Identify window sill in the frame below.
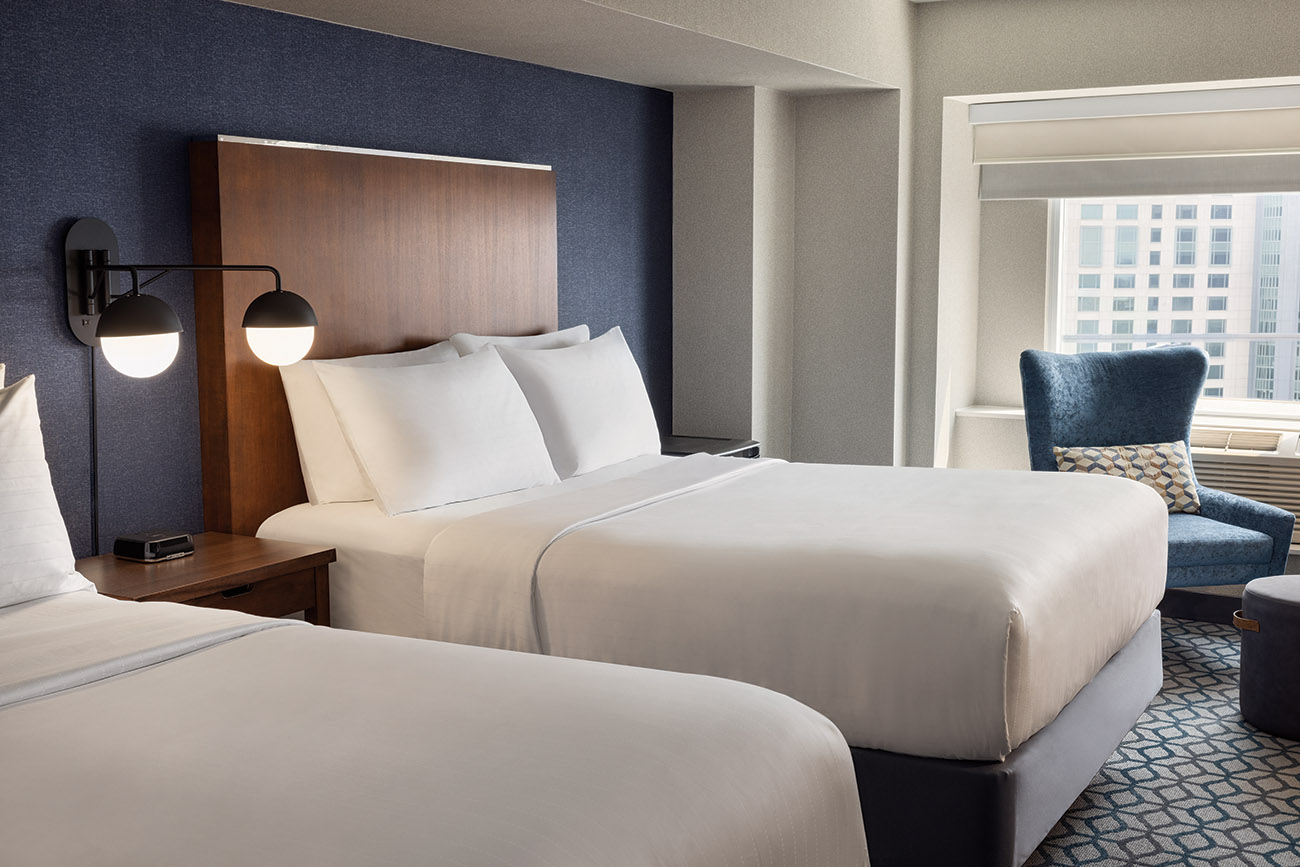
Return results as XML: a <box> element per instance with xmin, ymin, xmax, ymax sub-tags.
<box><xmin>956</xmin><ymin>403</ymin><xmax>1300</xmax><ymax>433</ymax></box>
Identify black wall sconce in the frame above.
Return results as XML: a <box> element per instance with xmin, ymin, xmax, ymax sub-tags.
<box><xmin>64</xmin><ymin>217</ymin><xmax>318</xmax><ymax>377</ymax></box>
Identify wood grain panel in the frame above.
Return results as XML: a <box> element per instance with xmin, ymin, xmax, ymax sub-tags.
<box><xmin>190</xmin><ymin>139</ymin><xmax>558</xmax><ymax>534</ymax></box>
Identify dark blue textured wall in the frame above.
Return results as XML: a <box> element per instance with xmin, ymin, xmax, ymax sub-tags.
<box><xmin>1</xmin><ymin>0</ymin><xmax>672</xmax><ymax>557</ymax></box>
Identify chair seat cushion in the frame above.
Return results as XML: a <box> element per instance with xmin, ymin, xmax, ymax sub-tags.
<box><xmin>1167</xmin><ymin>514</ymin><xmax>1273</xmax><ymax>567</ymax></box>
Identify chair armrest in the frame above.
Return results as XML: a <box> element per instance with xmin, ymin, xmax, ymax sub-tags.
<box><xmin>1197</xmin><ymin>486</ymin><xmax>1295</xmax><ymax>576</ymax></box>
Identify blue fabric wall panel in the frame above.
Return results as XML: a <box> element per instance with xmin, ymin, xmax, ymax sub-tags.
<box><xmin>1</xmin><ymin>0</ymin><xmax>672</xmax><ymax>557</ymax></box>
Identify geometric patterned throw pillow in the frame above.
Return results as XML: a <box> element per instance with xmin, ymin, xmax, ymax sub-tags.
<box><xmin>1053</xmin><ymin>440</ymin><xmax>1201</xmax><ymax>514</ymax></box>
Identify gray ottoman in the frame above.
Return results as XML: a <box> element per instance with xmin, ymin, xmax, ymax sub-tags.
<box><xmin>1235</xmin><ymin>575</ymin><xmax>1300</xmax><ymax>741</ymax></box>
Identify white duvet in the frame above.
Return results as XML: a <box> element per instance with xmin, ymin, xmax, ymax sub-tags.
<box><xmin>1</xmin><ymin>591</ymin><xmax>867</xmax><ymax>866</ymax></box>
<box><xmin>419</xmin><ymin>455</ymin><xmax>1169</xmax><ymax>761</ymax></box>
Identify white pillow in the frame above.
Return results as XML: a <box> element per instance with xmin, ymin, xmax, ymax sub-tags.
<box><xmin>280</xmin><ymin>342</ymin><xmax>459</xmax><ymax>504</ymax></box>
<box><xmin>0</xmin><ymin>376</ymin><xmax>94</xmax><ymax>608</ymax></box>
<box><xmin>448</xmin><ymin>324</ymin><xmax>590</xmax><ymax>356</ymax></box>
<box><xmin>0</xmin><ymin>362</ymin><xmax>6</xmax><ymax>385</ymax></box>
<box><xmin>496</xmin><ymin>327</ymin><xmax>660</xmax><ymax>479</ymax></box>
<box><xmin>316</xmin><ymin>348</ymin><xmax>558</xmax><ymax>515</ymax></box>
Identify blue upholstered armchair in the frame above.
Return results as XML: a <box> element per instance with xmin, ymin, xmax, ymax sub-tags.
<box><xmin>1020</xmin><ymin>346</ymin><xmax>1294</xmax><ymax>588</ymax></box>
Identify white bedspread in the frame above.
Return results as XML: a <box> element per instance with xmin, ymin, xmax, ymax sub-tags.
<box><xmin>1</xmin><ymin>592</ymin><xmax>867</xmax><ymax>866</ymax></box>
<box><xmin>424</xmin><ymin>455</ymin><xmax>1169</xmax><ymax>760</ymax></box>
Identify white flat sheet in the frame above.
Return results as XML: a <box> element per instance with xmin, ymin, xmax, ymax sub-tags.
<box><xmin>423</xmin><ymin>456</ymin><xmax>1169</xmax><ymax>761</ymax></box>
<box><xmin>1</xmin><ymin>592</ymin><xmax>867</xmax><ymax>866</ymax></box>
<box><xmin>259</xmin><ymin>455</ymin><xmax>676</xmax><ymax>637</ymax></box>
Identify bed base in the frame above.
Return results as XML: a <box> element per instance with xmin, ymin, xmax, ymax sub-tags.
<box><xmin>851</xmin><ymin>612</ymin><xmax>1163</xmax><ymax>867</ymax></box>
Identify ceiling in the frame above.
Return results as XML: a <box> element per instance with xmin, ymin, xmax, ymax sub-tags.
<box><xmin>227</xmin><ymin>0</ymin><xmax>883</xmax><ymax>92</ymax></box>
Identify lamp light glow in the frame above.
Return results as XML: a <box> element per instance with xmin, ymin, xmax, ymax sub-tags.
<box><xmin>100</xmin><ymin>333</ymin><xmax>181</xmax><ymax>378</ymax></box>
<box><xmin>246</xmin><ymin>325</ymin><xmax>316</xmax><ymax>366</ymax></box>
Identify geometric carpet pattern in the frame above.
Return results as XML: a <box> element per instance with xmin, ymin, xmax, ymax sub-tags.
<box><xmin>1027</xmin><ymin>618</ymin><xmax>1300</xmax><ymax>867</ymax></box>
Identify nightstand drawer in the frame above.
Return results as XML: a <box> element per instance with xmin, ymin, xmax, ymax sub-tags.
<box><xmin>187</xmin><ymin>568</ymin><xmax>317</xmax><ymax>619</ymax></box>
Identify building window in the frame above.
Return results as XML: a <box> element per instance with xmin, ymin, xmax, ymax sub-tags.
<box><xmin>1210</xmin><ymin>227</ymin><xmax>1232</xmax><ymax>266</ymax></box>
<box><xmin>1204</xmin><ymin>387</ymin><xmax>1224</xmax><ymax>397</ymax></box>
<box><xmin>1208</xmin><ymin>364</ymin><xmax>1224</xmax><ymax>379</ymax></box>
<box><xmin>1113</xmin><ymin>320</ymin><xmax>1134</xmax><ymax>335</ymax></box>
<box><xmin>1112</xmin><ymin>342</ymin><xmax>1133</xmax><ymax>351</ymax></box>
<box><xmin>1175</xmin><ymin>227</ymin><xmax>1197</xmax><ymax>265</ymax></box>
<box><xmin>1172</xmin><ymin>320</ymin><xmax>1192</xmax><ymax>334</ymax></box>
<box><xmin>1115</xmin><ymin>226</ymin><xmax>1138</xmax><ymax>266</ymax></box>
<box><xmin>1151</xmin><ymin>204</ymin><xmax>1163</xmax><ymax>219</ymax></box>
<box><xmin>1207</xmin><ymin>342</ymin><xmax>1225</xmax><ymax>357</ymax></box>
<box><xmin>1176</xmin><ymin>204</ymin><xmax>1197</xmax><ymax>220</ymax></box>
<box><xmin>1116</xmin><ymin>204</ymin><xmax>1138</xmax><ymax>220</ymax></box>
<box><xmin>1077</xmin><ymin>320</ymin><xmax>1099</xmax><ymax>335</ymax></box>
<box><xmin>1208</xmin><ymin>273</ymin><xmax>1229</xmax><ymax>289</ymax></box>
<box><xmin>1079</xmin><ymin>274</ymin><xmax>1101</xmax><ymax>289</ymax></box>
<box><xmin>1078</xmin><ymin>297</ymin><xmax>1100</xmax><ymax>312</ymax></box>
<box><xmin>1148</xmin><ymin>274</ymin><xmax>1160</xmax><ymax>289</ymax></box>
<box><xmin>1080</xmin><ymin>226</ymin><xmax>1103</xmax><ymax>267</ymax></box>
<box><xmin>1146</xmin><ymin>319</ymin><xmax>1159</xmax><ymax>334</ymax></box>
<box><xmin>1208</xmin><ymin>319</ymin><xmax>1227</xmax><ymax>333</ymax></box>
<box><xmin>1114</xmin><ymin>274</ymin><xmax>1136</xmax><ymax>290</ymax></box>
<box><xmin>1172</xmin><ymin>296</ymin><xmax>1194</xmax><ymax>311</ymax></box>
<box><xmin>1113</xmin><ymin>297</ymin><xmax>1135</xmax><ymax>312</ymax></box>
<box><xmin>1080</xmin><ymin>204</ymin><xmax>1103</xmax><ymax>220</ymax></box>
<box><xmin>1078</xmin><ymin>342</ymin><xmax>1098</xmax><ymax>353</ymax></box>
<box><xmin>1148</xmin><ymin>297</ymin><xmax>1160</xmax><ymax>311</ymax></box>
<box><xmin>1209</xmin><ymin>296</ymin><xmax>1228</xmax><ymax>311</ymax></box>
<box><xmin>1173</xmin><ymin>273</ymin><xmax>1195</xmax><ymax>289</ymax></box>
<box><xmin>1211</xmin><ymin>204</ymin><xmax>1232</xmax><ymax>219</ymax></box>
<box><xmin>1149</xmin><ymin>250</ymin><xmax>1161</xmax><ymax>266</ymax></box>
<box><xmin>1150</xmin><ymin>227</ymin><xmax>1162</xmax><ymax>244</ymax></box>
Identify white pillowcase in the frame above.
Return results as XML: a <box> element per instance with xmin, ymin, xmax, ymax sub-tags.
<box><xmin>496</xmin><ymin>327</ymin><xmax>660</xmax><ymax>479</ymax></box>
<box><xmin>280</xmin><ymin>342</ymin><xmax>460</xmax><ymax>504</ymax></box>
<box><xmin>0</xmin><ymin>376</ymin><xmax>94</xmax><ymax>608</ymax></box>
<box><xmin>448</xmin><ymin>324</ymin><xmax>590</xmax><ymax>357</ymax></box>
<box><xmin>316</xmin><ymin>348</ymin><xmax>558</xmax><ymax>516</ymax></box>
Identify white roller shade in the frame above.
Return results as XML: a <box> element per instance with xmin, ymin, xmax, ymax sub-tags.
<box><xmin>980</xmin><ymin>154</ymin><xmax>1300</xmax><ymax>200</ymax></box>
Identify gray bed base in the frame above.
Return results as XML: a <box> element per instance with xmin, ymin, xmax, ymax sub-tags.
<box><xmin>851</xmin><ymin>611</ymin><xmax>1163</xmax><ymax>867</ymax></box>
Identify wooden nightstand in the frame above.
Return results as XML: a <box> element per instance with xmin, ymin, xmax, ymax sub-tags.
<box><xmin>76</xmin><ymin>532</ymin><xmax>336</xmax><ymax>625</ymax></box>
<box><xmin>661</xmin><ymin>435</ymin><xmax>761</xmax><ymax>458</ymax></box>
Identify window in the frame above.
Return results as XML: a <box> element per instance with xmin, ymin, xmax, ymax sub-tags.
<box><xmin>1078</xmin><ymin>343</ymin><xmax>1098</xmax><ymax>353</ymax></box>
<box><xmin>1114</xmin><ymin>274</ymin><xmax>1136</xmax><ymax>289</ymax></box>
<box><xmin>1112</xmin><ymin>342</ymin><xmax>1132</xmax><ymax>351</ymax></box>
<box><xmin>1147</xmin><ymin>297</ymin><xmax>1160</xmax><ymax>311</ymax></box>
<box><xmin>1172</xmin><ymin>297</ymin><xmax>1194</xmax><ymax>311</ymax></box>
<box><xmin>1175</xmin><ymin>227</ymin><xmax>1197</xmax><ymax>265</ymax></box>
<box><xmin>1115</xmin><ymin>226</ymin><xmax>1138</xmax><ymax>266</ymax></box>
<box><xmin>1172</xmin><ymin>320</ymin><xmax>1192</xmax><ymax>334</ymax></box>
<box><xmin>1208</xmin><ymin>319</ymin><xmax>1227</xmax><ymax>333</ymax></box>
<box><xmin>1079</xmin><ymin>226</ymin><xmax>1103</xmax><ymax>267</ymax></box>
<box><xmin>1208</xmin><ymin>273</ymin><xmax>1229</xmax><ymax>289</ymax></box>
<box><xmin>1080</xmin><ymin>204</ymin><xmax>1103</xmax><ymax>220</ymax></box>
<box><xmin>1149</xmin><ymin>250</ymin><xmax>1161</xmax><ymax>266</ymax></box>
<box><xmin>1210</xmin><ymin>227</ymin><xmax>1232</xmax><ymax>265</ymax></box>
<box><xmin>1112</xmin><ymin>320</ymin><xmax>1134</xmax><ymax>335</ymax></box>
<box><xmin>1209</xmin><ymin>296</ymin><xmax>1228</xmax><ymax>311</ymax></box>
<box><xmin>1211</xmin><ymin>204</ymin><xmax>1232</xmax><ymax>219</ymax></box>
<box><xmin>1077</xmin><ymin>320</ymin><xmax>1099</xmax><ymax>335</ymax></box>
<box><xmin>1116</xmin><ymin>204</ymin><xmax>1138</xmax><ymax>220</ymax></box>
<box><xmin>1078</xmin><ymin>297</ymin><xmax>1100</xmax><ymax>312</ymax></box>
<box><xmin>1208</xmin><ymin>364</ymin><xmax>1224</xmax><ymax>380</ymax></box>
<box><xmin>1150</xmin><ymin>228</ymin><xmax>1162</xmax><ymax>243</ymax></box>
<box><xmin>1151</xmin><ymin>204</ymin><xmax>1163</xmax><ymax>219</ymax></box>
<box><xmin>1173</xmin><ymin>273</ymin><xmax>1195</xmax><ymax>289</ymax></box>
<box><xmin>1148</xmin><ymin>274</ymin><xmax>1160</xmax><ymax>289</ymax></box>
<box><xmin>1079</xmin><ymin>274</ymin><xmax>1101</xmax><ymax>289</ymax></box>
<box><xmin>1146</xmin><ymin>320</ymin><xmax>1159</xmax><ymax>334</ymax></box>
<box><xmin>1176</xmin><ymin>204</ymin><xmax>1197</xmax><ymax>219</ymax></box>
<box><xmin>1207</xmin><ymin>342</ymin><xmax>1225</xmax><ymax>357</ymax></box>
<box><xmin>1113</xmin><ymin>297</ymin><xmax>1135</xmax><ymax>312</ymax></box>
<box><xmin>1204</xmin><ymin>387</ymin><xmax>1224</xmax><ymax>397</ymax></box>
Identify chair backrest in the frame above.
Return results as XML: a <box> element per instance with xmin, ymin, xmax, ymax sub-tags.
<box><xmin>1019</xmin><ymin>346</ymin><xmax>1209</xmax><ymax>472</ymax></box>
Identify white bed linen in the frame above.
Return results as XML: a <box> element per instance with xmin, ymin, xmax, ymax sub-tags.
<box><xmin>259</xmin><ymin>455</ymin><xmax>675</xmax><ymax>637</ymax></box>
<box><xmin>420</xmin><ymin>455</ymin><xmax>1168</xmax><ymax>761</ymax></box>
<box><xmin>1</xmin><ymin>592</ymin><xmax>867</xmax><ymax>867</ymax></box>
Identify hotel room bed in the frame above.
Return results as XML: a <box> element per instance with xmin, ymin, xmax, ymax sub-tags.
<box><xmin>0</xmin><ymin>590</ymin><xmax>868</xmax><ymax>866</ymax></box>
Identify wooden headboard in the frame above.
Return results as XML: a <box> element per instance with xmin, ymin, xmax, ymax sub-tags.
<box><xmin>190</xmin><ymin>137</ymin><xmax>558</xmax><ymax>535</ymax></box>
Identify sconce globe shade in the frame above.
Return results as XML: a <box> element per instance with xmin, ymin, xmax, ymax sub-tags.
<box><xmin>100</xmin><ymin>333</ymin><xmax>181</xmax><ymax>378</ymax></box>
<box><xmin>241</xmin><ymin>289</ymin><xmax>318</xmax><ymax>366</ymax></box>
<box><xmin>94</xmin><ymin>291</ymin><xmax>184</xmax><ymax>378</ymax></box>
<box><xmin>245</xmin><ymin>325</ymin><xmax>315</xmax><ymax>366</ymax></box>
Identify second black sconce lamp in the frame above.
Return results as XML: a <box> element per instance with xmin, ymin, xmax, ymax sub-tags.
<box><xmin>64</xmin><ymin>217</ymin><xmax>318</xmax><ymax>376</ymax></box>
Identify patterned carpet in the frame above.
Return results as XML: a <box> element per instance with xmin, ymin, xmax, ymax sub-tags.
<box><xmin>1027</xmin><ymin>618</ymin><xmax>1300</xmax><ymax>866</ymax></box>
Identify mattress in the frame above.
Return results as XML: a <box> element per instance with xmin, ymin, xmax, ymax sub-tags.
<box><xmin>264</xmin><ymin>455</ymin><xmax>1168</xmax><ymax>760</ymax></box>
<box><xmin>0</xmin><ymin>591</ymin><xmax>867</xmax><ymax>866</ymax></box>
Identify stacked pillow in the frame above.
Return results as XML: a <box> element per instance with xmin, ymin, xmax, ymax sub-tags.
<box><xmin>294</xmin><ymin>325</ymin><xmax>662</xmax><ymax>515</ymax></box>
